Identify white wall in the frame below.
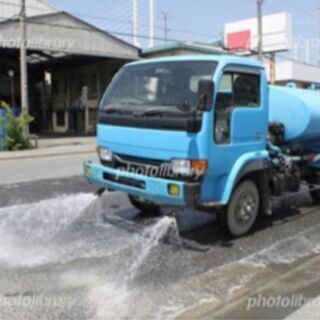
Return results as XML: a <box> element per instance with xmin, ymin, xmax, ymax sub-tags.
<box><xmin>264</xmin><ymin>60</ymin><xmax>320</xmax><ymax>84</ymax></box>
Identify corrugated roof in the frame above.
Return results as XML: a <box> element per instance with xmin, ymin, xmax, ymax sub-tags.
<box><xmin>0</xmin><ymin>11</ymin><xmax>140</xmax><ymax>60</ymax></box>
<box><xmin>0</xmin><ymin>0</ymin><xmax>57</xmax><ymax>21</ymax></box>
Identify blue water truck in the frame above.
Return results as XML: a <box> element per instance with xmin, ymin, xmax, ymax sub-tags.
<box><xmin>84</xmin><ymin>55</ymin><xmax>320</xmax><ymax>237</ymax></box>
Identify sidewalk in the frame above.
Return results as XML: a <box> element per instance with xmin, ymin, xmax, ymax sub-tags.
<box><xmin>0</xmin><ymin>137</ymin><xmax>96</xmax><ymax>161</ymax></box>
<box><xmin>175</xmin><ymin>254</ymin><xmax>320</xmax><ymax>319</ymax></box>
<box><xmin>286</xmin><ymin>295</ymin><xmax>320</xmax><ymax>319</ymax></box>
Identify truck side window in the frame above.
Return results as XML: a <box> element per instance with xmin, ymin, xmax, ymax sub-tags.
<box><xmin>215</xmin><ymin>71</ymin><xmax>260</xmax><ymax>144</ymax></box>
<box><xmin>233</xmin><ymin>74</ymin><xmax>260</xmax><ymax>107</ymax></box>
<box><xmin>216</xmin><ymin>73</ymin><xmax>233</xmax><ymax>110</ymax></box>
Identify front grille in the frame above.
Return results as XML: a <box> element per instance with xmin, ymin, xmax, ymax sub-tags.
<box><xmin>102</xmin><ymin>153</ymin><xmax>200</xmax><ymax>182</ymax></box>
<box><xmin>115</xmin><ymin>154</ymin><xmax>164</xmax><ymax>166</ymax></box>
<box><xmin>103</xmin><ymin>172</ymin><xmax>146</xmax><ymax>189</ymax></box>
<box><xmin>103</xmin><ymin>154</ymin><xmax>170</xmax><ymax>179</ymax></box>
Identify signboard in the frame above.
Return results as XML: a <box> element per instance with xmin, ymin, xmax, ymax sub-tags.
<box><xmin>227</xmin><ymin>30</ymin><xmax>251</xmax><ymax>53</ymax></box>
<box><xmin>224</xmin><ymin>12</ymin><xmax>292</xmax><ymax>54</ymax></box>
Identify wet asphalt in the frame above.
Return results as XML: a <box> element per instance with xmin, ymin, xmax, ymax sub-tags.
<box><xmin>0</xmin><ymin>176</ymin><xmax>320</xmax><ymax>319</ymax></box>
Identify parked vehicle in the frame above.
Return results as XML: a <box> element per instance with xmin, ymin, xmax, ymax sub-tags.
<box><xmin>84</xmin><ymin>55</ymin><xmax>320</xmax><ymax>237</ymax></box>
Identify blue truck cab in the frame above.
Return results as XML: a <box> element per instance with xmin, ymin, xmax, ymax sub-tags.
<box><xmin>85</xmin><ymin>54</ymin><xmax>320</xmax><ymax>237</ymax></box>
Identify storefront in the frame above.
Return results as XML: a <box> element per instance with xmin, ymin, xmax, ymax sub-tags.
<box><xmin>0</xmin><ymin>11</ymin><xmax>139</xmax><ymax>134</ymax></box>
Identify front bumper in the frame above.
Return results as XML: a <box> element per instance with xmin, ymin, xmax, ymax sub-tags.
<box><xmin>84</xmin><ymin>161</ymin><xmax>201</xmax><ymax>207</ymax></box>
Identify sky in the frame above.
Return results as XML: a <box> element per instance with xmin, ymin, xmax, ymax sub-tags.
<box><xmin>46</xmin><ymin>0</ymin><xmax>320</xmax><ymax>64</ymax></box>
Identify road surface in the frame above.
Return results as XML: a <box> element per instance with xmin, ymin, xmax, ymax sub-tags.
<box><xmin>1</xmin><ymin>173</ymin><xmax>320</xmax><ymax>319</ymax></box>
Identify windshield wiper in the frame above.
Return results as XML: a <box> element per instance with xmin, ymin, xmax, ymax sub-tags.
<box><xmin>101</xmin><ymin>106</ymin><xmax>125</xmax><ymax>115</ymax></box>
<box><xmin>136</xmin><ymin>106</ymin><xmax>186</xmax><ymax>117</ymax></box>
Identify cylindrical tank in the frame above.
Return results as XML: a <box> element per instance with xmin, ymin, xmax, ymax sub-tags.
<box><xmin>269</xmin><ymin>86</ymin><xmax>320</xmax><ymax>143</ymax></box>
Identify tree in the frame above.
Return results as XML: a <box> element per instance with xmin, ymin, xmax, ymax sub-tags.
<box><xmin>0</xmin><ymin>102</ymin><xmax>33</xmax><ymax>151</ymax></box>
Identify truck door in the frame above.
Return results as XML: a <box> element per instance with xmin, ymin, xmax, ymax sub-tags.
<box><xmin>207</xmin><ymin>65</ymin><xmax>267</xmax><ymax>201</ymax></box>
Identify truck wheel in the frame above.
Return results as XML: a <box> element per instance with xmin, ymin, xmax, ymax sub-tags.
<box><xmin>309</xmin><ymin>187</ymin><xmax>320</xmax><ymax>203</ymax></box>
<box><xmin>128</xmin><ymin>195</ymin><xmax>160</xmax><ymax>215</ymax></box>
<box><xmin>222</xmin><ymin>180</ymin><xmax>260</xmax><ymax>238</ymax></box>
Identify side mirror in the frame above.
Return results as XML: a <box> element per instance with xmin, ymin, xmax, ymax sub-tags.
<box><xmin>197</xmin><ymin>80</ymin><xmax>214</xmax><ymax>111</ymax></box>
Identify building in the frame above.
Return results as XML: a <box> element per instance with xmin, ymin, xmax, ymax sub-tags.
<box><xmin>0</xmin><ymin>1</ymin><xmax>139</xmax><ymax>134</ymax></box>
<box><xmin>264</xmin><ymin>59</ymin><xmax>320</xmax><ymax>88</ymax></box>
<box><xmin>142</xmin><ymin>40</ymin><xmax>227</xmax><ymax>58</ymax></box>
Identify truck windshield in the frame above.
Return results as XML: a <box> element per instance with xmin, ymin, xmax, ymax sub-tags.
<box><xmin>100</xmin><ymin>61</ymin><xmax>217</xmax><ymax>115</ymax></box>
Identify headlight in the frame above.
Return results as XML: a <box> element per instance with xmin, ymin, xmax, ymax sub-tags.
<box><xmin>171</xmin><ymin>159</ymin><xmax>192</xmax><ymax>176</ymax></box>
<box><xmin>171</xmin><ymin>159</ymin><xmax>208</xmax><ymax>177</ymax></box>
<box><xmin>99</xmin><ymin>147</ymin><xmax>113</xmax><ymax>162</ymax></box>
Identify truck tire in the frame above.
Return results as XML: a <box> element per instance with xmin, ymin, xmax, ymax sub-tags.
<box><xmin>128</xmin><ymin>195</ymin><xmax>160</xmax><ymax>215</ymax></box>
<box><xmin>221</xmin><ymin>180</ymin><xmax>260</xmax><ymax>238</ymax></box>
<box><xmin>310</xmin><ymin>187</ymin><xmax>320</xmax><ymax>203</ymax></box>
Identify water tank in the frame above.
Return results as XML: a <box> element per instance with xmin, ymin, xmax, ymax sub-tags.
<box><xmin>269</xmin><ymin>86</ymin><xmax>320</xmax><ymax>143</ymax></box>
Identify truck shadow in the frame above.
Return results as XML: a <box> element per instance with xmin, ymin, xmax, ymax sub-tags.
<box><xmin>181</xmin><ymin>195</ymin><xmax>320</xmax><ymax>247</ymax></box>
<box><xmin>101</xmin><ymin>193</ymin><xmax>320</xmax><ymax>250</ymax></box>
<box><xmin>103</xmin><ymin>206</ymin><xmax>230</xmax><ymax>249</ymax></box>
<box><xmin>256</xmin><ymin>199</ymin><xmax>320</xmax><ymax>233</ymax></box>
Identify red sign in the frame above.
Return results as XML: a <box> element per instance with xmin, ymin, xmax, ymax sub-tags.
<box><xmin>227</xmin><ymin>30</ymin><xmax>251</xmax><ymax>52</ymax></box>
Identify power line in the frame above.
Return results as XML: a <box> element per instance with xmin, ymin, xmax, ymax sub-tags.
<box><xmin>264</xmin><ymin>0</ymin><xmax>318</xmax><ymax>27</ymax></box>
<box><xmin>24</xmin><ymin>19</ymin><xmax>184</xmax><ymax>42</ymax></box>
<box><xmin>97</xmin><ymin>1</ymin><xmax>132</xmax><ymax>33</ymax></box>
<box><xmin>273</xmin><ymin>0</ymin><xmax>318</xmax><ymax>21</ymax></box>
<box><xmin>161</xmin><ymin>11</ymin><xmax>168</xmax><ymax>43</ymax></box>
<box><xmin>74</xmin><ymin>12</ymin><xmax>218</xmax><ymax>39</ymax></box>
<box><xmin>0</xmin><ymin>0</ymin><xmax>53</xmax><ymax>12</ymax></box>
<box><xmin>0</xmin><ymin>0</ymin><xmax>218</xmax><ymax>40</ymax></box>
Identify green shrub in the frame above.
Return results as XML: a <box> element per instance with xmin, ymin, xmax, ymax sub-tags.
<box><xmin>0</xmin><ymin>102</ymin><xmax>33</xmax><ymax>151</ymax></box>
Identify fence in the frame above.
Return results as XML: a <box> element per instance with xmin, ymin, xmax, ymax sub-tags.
<box><xmin>0</xmin><ymin>109</ymin><xmax>7</xmax><ymax>151</ymax></box>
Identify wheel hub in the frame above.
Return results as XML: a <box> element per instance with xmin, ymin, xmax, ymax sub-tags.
<box><xmin>238</xmin><ymin>195</ymin><xmax>255</xmax><ymax>222</ymax></box>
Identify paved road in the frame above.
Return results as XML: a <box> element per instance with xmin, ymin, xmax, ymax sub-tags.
<box><xmin>0</xmin><ymin>153</ymin><xmax>98</xmax><ymax>185</ymax></box>
<box><xmin>1</xmin><ymin>175</ymin><xmax>320</xmax><ymax>319</ymax></box>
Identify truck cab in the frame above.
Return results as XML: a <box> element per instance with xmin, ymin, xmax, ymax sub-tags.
<box><xmin>85</xmin><ymin>55</ymin><xmax>271</xmax><ymax>237</ymax></box>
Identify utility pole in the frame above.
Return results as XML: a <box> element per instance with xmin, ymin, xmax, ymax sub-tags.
<box><xmin>162</xmin><ymin>12</ymin><xmax>168</xmax><ymax>43</ymax></box>
<box><xmin>20</xmin><ymin>0</ymin><xmax>29</xmax><ymax>135</ymax></box>
<box><xmin>257</xmin><ymin>0</ymin><xmax>263</xmax><ymax>61</ymax></box>
<box><xmin>149</xmin><ymin>0</ymin><xmax>155</xmax><ymax>48</ymax></box>
<box><xmin>269</xmin><ymin>53</ymin><xmax>276</xmax><ymax>84</ymax></box>
<box><xmin>132</xmin><ymin>0</ymin><xmax>141</xmax><ymax>47</ymax></box>
<box><xmin>318</xmin><ymin>7</ymin><xmax>320</xmax><ymax>66</ymax></box>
